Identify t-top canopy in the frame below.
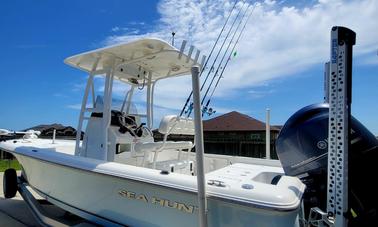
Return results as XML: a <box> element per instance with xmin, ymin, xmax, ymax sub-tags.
<box><xmin>64</xmin><ymin>38</ymin><xmax>201</xmax><ymax>84</ymax></box>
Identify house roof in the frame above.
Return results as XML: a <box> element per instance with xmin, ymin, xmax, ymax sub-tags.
<box><xmin>25</xmin><ymin>123</ymin><xmax>69</xmax><ymax>131</ymax></box>
<box><xmin>203</xmin><ymin>111</ymin><xmax>280</xmax><ymax>132</ymax></box>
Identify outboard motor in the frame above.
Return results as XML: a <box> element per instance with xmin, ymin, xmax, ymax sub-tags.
<box><xmin>276</xmin><ymin>103</ymin><xmax>378</xmax><ymax>226</ymax></box>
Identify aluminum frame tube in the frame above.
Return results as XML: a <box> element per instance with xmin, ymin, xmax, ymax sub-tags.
<box><xmin>191</xmin><ymin>66</ymin><xmax>208</xmax><ymax>227</ymax></box>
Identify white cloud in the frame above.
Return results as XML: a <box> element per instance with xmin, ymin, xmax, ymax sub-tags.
<box><xmin>129</xmin><ymin>21</ymin><xmax>146</xmax><ymax>26</ymax></box>
<box><xmin>66</xmin><ymin>104</ymin><xmax>82</xmax><ymax>110</ymax></box>
<box><xmin>247</xmin><ymin>89</ymin><xmax>275</xmax><ymax>99</ymax></box>
<box><xmin>264</xmin><ymin>0</ymin><xmax>276</xmax><ymax>6</ymax></box>
<box><xmin>103</xmin><ymin>0</ymin><xmax>378</xmax><ymax>115</ymax></box>
<box><xmin>111</xmin><ymin>26</ymin><xmax>120</xmax><ymax>32</ymax></box>
<box><xmin>357</xmin><ymin>52</ymin><xmax>378</xmax><ymax>65</ymax></box>
<box><xmin>97</xmin><ymin>80</ymin><xmax>130</xmax><ymax>97</ymax></box>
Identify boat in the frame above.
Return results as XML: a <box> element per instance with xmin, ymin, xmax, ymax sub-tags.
<box><xmin>0</xmin><ymin>38</ymin><xmax>305</xmax><ymax>226</ymax></box>
<box><xmin>1</xmin><ymin>27</ymin><xmax>377</xmax><ymax>227</ymax></box>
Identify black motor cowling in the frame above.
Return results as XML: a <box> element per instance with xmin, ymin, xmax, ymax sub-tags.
<box><xmin>276</xmin><ymin>103</ymin><xmax>378</xmax><ymax>226</ymax></box>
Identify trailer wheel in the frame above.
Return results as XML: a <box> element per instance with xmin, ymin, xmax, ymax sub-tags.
<box><xmin>3</xmin><ymin>168</ymin><xmax>18</xmax><ymax>198</ymax></box>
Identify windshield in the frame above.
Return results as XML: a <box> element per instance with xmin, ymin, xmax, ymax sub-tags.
<box><xmin>95</xmin><ymin>96</ymin><xmax>138</xmax><ymax>115</ymax></box>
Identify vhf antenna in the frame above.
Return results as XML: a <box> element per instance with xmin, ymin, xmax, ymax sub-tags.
<box><xmin>171</xmin><ymin>32</ymin><xmax>176</xmax><ymax>46</ymax></box>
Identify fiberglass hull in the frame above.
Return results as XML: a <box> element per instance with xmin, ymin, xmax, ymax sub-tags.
<box><xmin>14</xmin><ymin>153</ymin><xmax>301</xmax><ymax>227</ymax></box>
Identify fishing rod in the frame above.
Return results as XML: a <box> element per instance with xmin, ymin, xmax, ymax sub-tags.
<box><xmin>202</xmin><ymin>3</ymin><xmax>255</xmax><ymax>117</ymax></box>
<box><xmin>179</xmin><ymin>0</ymin><xmax>238</xmax><ymax>117</ymax></box>
<box><xmin>181</xmin><ymin>1</ymin><xmax>243</xmax><ymax>117</ymax></box>
<box><xmin>197</xmin><ymin>1</ymin><xmax>246</xmax><ymax>93</ymax></box>
<box><xmin>185</xmin><ymin>1</ymin><xmax>247</xmax><ymax>117</ymax></box>
<box><xmin>200</xmin><ymin>3</ymin><xmax>250</xmax><ymax>107</ymax></box>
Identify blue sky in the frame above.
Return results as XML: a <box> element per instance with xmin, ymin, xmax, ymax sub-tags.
<box><xmin>0</xmin><ymin>0</ymin><xmax>377</xmax><ymax>135</ymax></box>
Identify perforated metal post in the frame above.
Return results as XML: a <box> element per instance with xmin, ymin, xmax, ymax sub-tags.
<box><xmin>327</xmin><ymin>26</ymin><xmax>355</xmax><ymax>227</ymax></box>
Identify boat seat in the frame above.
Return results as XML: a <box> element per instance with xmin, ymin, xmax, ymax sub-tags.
<box><xmin>134</xmin><ymin>141</ymin><xmax>193</xmax><ymax>153</ymax></box>
<box><xmin>134</xmin><ymin>115</ymin><xmax>195</xmax><ymax>168</ymax></box>
<box><xmin>157</xmin><ymin>115</ymin><xmax>195</xmax><ymax>135</ymax></box>
<box><xmin>155</xmin><ymin>159</ymin><xmax>194</xmax><ymax>174</ymax></box>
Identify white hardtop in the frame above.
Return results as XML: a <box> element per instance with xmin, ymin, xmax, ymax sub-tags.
<box><xmin>64</xmin><ymin>38</ymin><xmax>200</xmax><ymax>83</ymax></box>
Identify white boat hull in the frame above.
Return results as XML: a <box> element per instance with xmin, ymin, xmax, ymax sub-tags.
<box><xmin>15</xmin><ymin>153</ymin><xmax>301</xmax><ymax>227</ymax></box>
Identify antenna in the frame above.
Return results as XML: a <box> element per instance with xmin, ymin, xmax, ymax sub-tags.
<box><xmin>171</xmin><ymin>32</ymin><xmax>176</xmax><ymax>46</ymax></box>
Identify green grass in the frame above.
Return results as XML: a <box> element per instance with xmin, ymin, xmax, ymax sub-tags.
<box><xmin>0</xmin><ymin>159</ymin><xmax>22</xmax><ymax>172</ymax></box>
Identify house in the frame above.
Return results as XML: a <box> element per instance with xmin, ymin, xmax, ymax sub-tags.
<box><xmin>26</xmin><ymin>124</ymin><xmax>82</xmax><ymax>139</ymax></box>
<box><xmin>154</xmin><ymin>111</ymin><xmax>281</xmax><ymax>159</ymax></box>
<box><xmin>203</xmin><ymin>111</ymin><xmax>280</xmax><ymax>159</ymax></box>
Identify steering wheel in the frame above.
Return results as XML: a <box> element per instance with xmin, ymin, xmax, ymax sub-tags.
<box><xmin>117</xmin><ymin>113</ymin><xmax>146</xmax><ymax>137</ymax></box>
<box><xmin>117</xmin><ymin>113</ymin><xmax>137</xmax><ymax>136</ymax></box>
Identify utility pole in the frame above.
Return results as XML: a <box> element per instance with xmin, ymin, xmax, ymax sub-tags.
<box><xmin>265</xmin><ymin>108</ymin><xmax>270</xmax><ymax>159</ymax></box>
